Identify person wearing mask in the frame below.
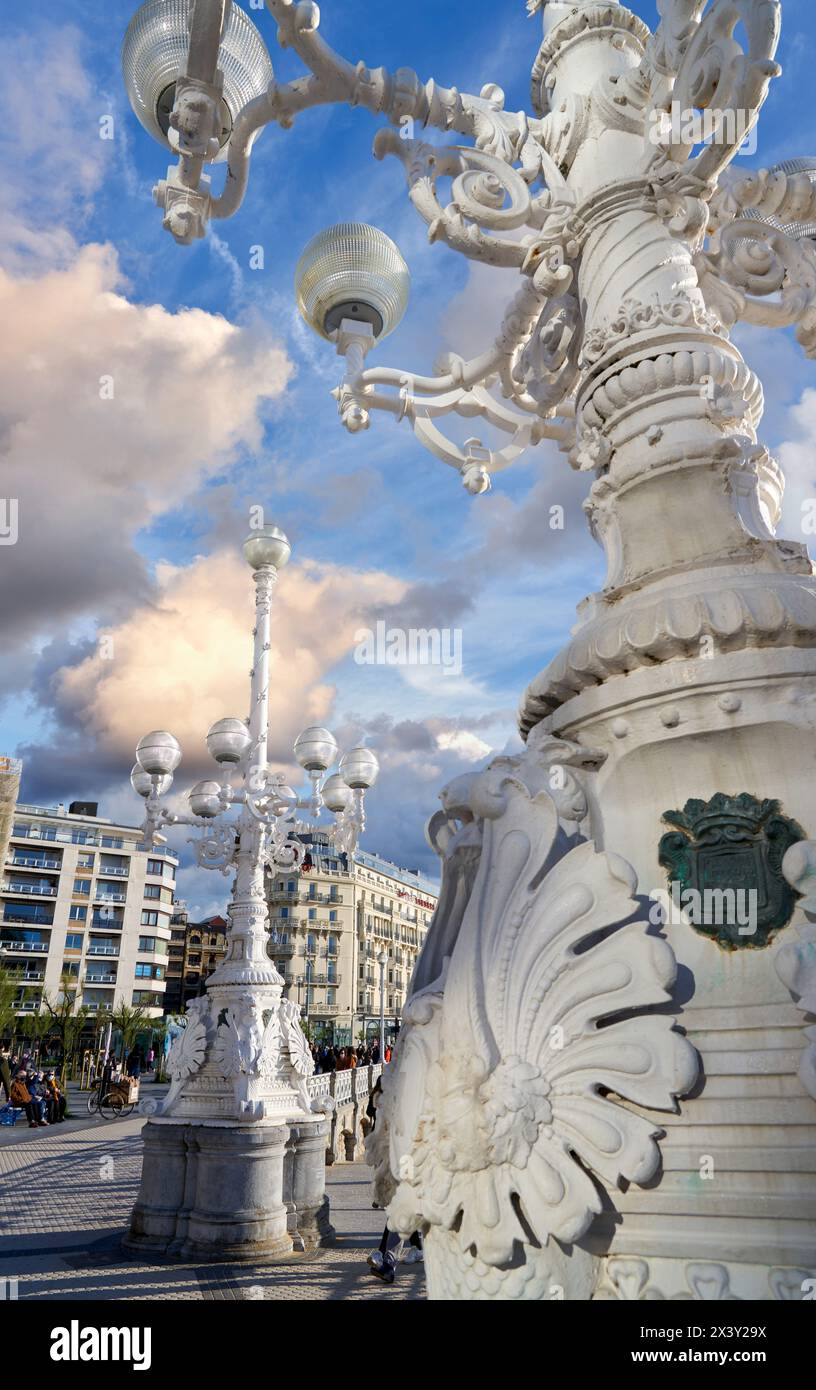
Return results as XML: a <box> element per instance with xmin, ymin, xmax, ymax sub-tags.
<box><xmin>28</xmin><ymin>1072</ymin><xmax>49</xmax><ymax>1125</ymax></box>
<box><xmin>10</xmin><ymin>1071</ymin><xmax>46</xmax><ymax>1128</ymax></box>
<box><xmin>335</xmin><ymin>1048</ymin><xmax>351</xmax><ymax>1071</ymax></box>
<box><xmin>46</xmin><ymin>1073</ymin><xmax>67</xmax><ymax>1123</ymax></box>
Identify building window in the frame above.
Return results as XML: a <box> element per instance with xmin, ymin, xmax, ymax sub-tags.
<box><xmin>328</xmin><ymin>911</ymin><xmax>337</xmax><ymax>923</ymax></box>
<box><xmin>307</xmin><ymin>934</ymin><xmax>316</xmax><ymax>955</ymax></box>
<box><xmin>138</xmin><ymin>936</ymin><xmax>167</xmax><ymax>954</ymax></box>
<box><xmin>144</xmin><ymin>883</ymin><xmax>161</xmax><ymax>900</ymax></box>
<box><xmin>146</xmin><ymin>859</ymin><xmax>164</xmax><ymax>876</ymax></box>
<box><xmin>77</xmin><ymin>854</ymin><xmax>94</xmax><ymax>870</ymax></box>
<box><xmin>69</xmin><ymin>905</ymin><xmax>87</xmax><ymax>922</ymax></box>
<box><xmin>280</xmin><ymin>907</ymin><xmax>289</xmax><ymax>919</ymax></box>
<box><xmin>287</xmin><ymin>880</ymin><xmax>295</xmax><ymax>892</ymax></box>
<box><xmin>327</xmin><ymin>989</ymin><xmax>336</xmax><ymax>1005</ymax></box>
<box><xmin>73</xmin><ymin>879</ymin><xmax>91</xmax><ymax>896</ymax></box>
<box><xmin>327</xmin><ymin>934</ymin><xmax>337</xmax><ymax>955</ymax></box>
<box><xmin>65</xmin><ymin>934</ymin><xmax>84</xmax><ymax>951</ymax></box>
<box><xmin>308</xmin><ymin>908</ymin><xmax>316</xmax><ymax>921</ymax></box>
<box><xmin>141</xmin><ymin>910</ymin><xmax>159</xmax><ymax>926</ymax></box>
<box><xmin>62</xmin><ymin>960</ymin><xmax>80</xmax><ymax>978</ymax></box>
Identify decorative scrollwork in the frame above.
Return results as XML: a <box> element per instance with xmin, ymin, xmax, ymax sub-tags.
<box><xmin>189</xmin><ymin>823</ymin><xmax>237</xmax><ymax>874</ymax></box>
<box><xmin>695</xmin><ymin>218</ymin><xmax>816</xmax><ymax>354</ymax></box>
<box><xmin>373</xmin><ymin>131</ymin><xmax>533</xmax><ymax>268</ymax></box>
<box><xmin>645</xmin><ymin>0</ymin><xmax>781</xmax><ymax>185</ymax></box>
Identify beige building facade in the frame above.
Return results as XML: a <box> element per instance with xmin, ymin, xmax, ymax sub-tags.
<box><xmin>0</xmin><ymin>756</ymin><xmax>21</xmax><ymax>879</ymax></box>
<box><xmin>267</xmin><ymin>834</ymin><xmax>439</xmax><ymax>1045</ymax></box>
<box><xmin>1</xmin><ymin>800</ymin><xmax>178</xmax><ymax>1020</ymax></box>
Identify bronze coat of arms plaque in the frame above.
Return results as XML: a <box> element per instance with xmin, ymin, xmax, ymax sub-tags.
<box><xmin>658</xmin><ymin>793</ymin><xmax>805</xmax><ymax>950</ymax></box>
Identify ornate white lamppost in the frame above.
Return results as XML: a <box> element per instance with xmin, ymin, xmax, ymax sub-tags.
<box><xmin>377</xmin><ymin>949</ymin><xmax>387</xmax><ymax>1057</ymax></box>
<box><xmin>123</xmin><ymin>0</ymin><xmax>816</xmax><ymax>1301</ymax></box>
<box><xmin>124</xmin><ymin>523</ymin><xmax>379</xmax><ymax>1261</ymax></box>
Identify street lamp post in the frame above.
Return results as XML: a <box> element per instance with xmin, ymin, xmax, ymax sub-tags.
<box><xmin>124</xmin><ymin>523</ymin><xmax>379</xmax><ymax>1262</ymax></box>
<box><xmin>122</xmin><ymin>0</ymin><xmax>816</xmax><ymax>1302</ymax></box>
<box><xmin>377</xmin><ymin>950</ymin><xmax>387</xmax><ymax>1059</ymax></box>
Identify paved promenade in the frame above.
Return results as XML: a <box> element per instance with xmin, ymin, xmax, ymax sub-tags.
<box><xmin>0</xmin><ymin>1113</ymin><xmax>425</xmax><ymax>1301</ymax></box>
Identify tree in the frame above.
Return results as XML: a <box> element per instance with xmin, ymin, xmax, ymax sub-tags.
<box><xmin>18</xmin><ymin>1006</ymin><xmax>50</xmax><ymax>1057</ymax></box>
<box><xmin>0</xmin><ymin>964</ymin><xmax>20</xmax><ymax>1044</ymax></box>
<box><xmin>110</xmin><ymin>1002</ymin><xmax>150</xmax><ymax>1061</ymax></box>
<box><xmin>41</xmin><ymin>973</ymin><xmax>89</xmax><ymax>1083</ymax></box>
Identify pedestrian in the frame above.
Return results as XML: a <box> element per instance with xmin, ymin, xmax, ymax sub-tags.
<box><xmin>0</xmin><ymin>1048</ymin><xmax>12</xmax><ymax>1103</ymax></box>
<box><xmin>335</xmin><ymin>1049</ymin><xmax>351</xmax><ymax>1071</ymax></box>
<box><xmin>46</xmin><ymin>1072</ymin><xmax>67</xmax><ymax>1123</ymax></box>
<box><xmin>365</xmin><ymin>1077</ymin><xmax>422</xmax><ymax>1281</ymax></box>
<box><xmin>146</xmin><ymin>1047</ymin><xmax>155</xmax><ymax>1072</ymax></box>
<box><xmin>127</xmin><ymin>1049</ymin><xmax>142</xmax><ymax>1078</ymax></box>
<box><xmin>371</xmin><ymin>1041</ymin><xmax>380</xmax><ymax>1065</ymax></box>
<box><xmin>28</xmin><ymin>1072</ymin><xmax>50</xmax><ymax>1125</ymax></box>
<box><xmin>98</xmin><ymin>1051</ymin><xmax>114</xmax><ymax>1101</ymax></box>
<box><xmin>384</xmin><ymin>1043</ymin><xmax>392</xmax><ymax>1064</ymax></box>
<box><xmin>10</xmin><ymin>1070</ymin><xmax>46</xmax><ymax>1128</ymax></box>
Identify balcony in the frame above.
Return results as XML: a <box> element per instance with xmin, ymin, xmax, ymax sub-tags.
<box><xmin>269</xmin><ymin>941</ymin><xmax>295</xmax><ymax>955</ymax></box>
<box><xmin>86</xmin><ymin>945</ymin><xmax>120</xmax><ymax>958</ymax></box>
<box><xmin>84</xmin><ymin>974</ymin><xmax>117</xmax><ymax>986</ymax></box>
<box><xmin>98</xmin><ymin>864</ymin><xmax>129</xmax><ymax>877</ymax></box>
<box><xmin>17</xmin><ymin>970</ymin><xmax>45</xmax><ymax>982</ymax></box>
<box><xmin>16</xmin><ymin>1000</ymin><xmax>41</xmax><ymax>1013</ymax></box>
<box><xmin>91</xmin><ymin>915</ymin><xmax>123</xmax><ymax>930</ymax></box>
<box><xmin>84</xmin><ymin>1002</ymin><xmax>113</xmax><ymax>1014</ymax></box>
<box><xmin>94</xmin><ymin>888</ymin><xmax>127</xmax><ymax>904</ymax></box>
<box><xmin>1</xmin><ymin>880</ymin><xmax>58</xmax><ymax>897</ymax></box>
<box><xmin>7</xmin><ymin>855</ymin><xmax>61</xmax><ymax>871</ymax></box>
<box><xmin>0</xmin><ymin>938</ymin><xmax>49</xmax><ymax>952</ymax></box>
<box><xmin>312</xmin><ymin>1003</ymin><xmax>341</xmax><ymax>1016</ymax></box>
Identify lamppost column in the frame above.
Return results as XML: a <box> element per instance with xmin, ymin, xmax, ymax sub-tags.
<box><xmin>378</xmin><ymin>950</ymin><xmax>386</xmax><ymax>1055</ymax></box>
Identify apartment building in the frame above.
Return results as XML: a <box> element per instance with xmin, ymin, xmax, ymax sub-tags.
<box><xmin>266</xmin><ymin>834</ymin><xmax>439</xmax><ymax>1045</ymax></box>
<box><xmin>0</xmin><ymin>800</ymin><xmax>178</xmax><ymax>1020</ymax></box>
<box><xmin>0</xmin><ymin>756</ymin><xmax>21</xmax><ymax>874</ymax></box>
<box><xmin>164</xmin><ymin>909</ymin><xmax>228</xmax><ymax>1013</ymax></box>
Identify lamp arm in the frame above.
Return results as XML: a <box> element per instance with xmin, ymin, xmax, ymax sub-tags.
<box><xmin>183</xmin><ymin>0</ymin><xmax>531</xmax><ymax>228</ymax></box>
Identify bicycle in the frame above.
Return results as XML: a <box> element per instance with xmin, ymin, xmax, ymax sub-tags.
<box><xmin>87</xmin><ymin>1088</ymin><xmax>136</xmax><ymax>1119</ymax></box>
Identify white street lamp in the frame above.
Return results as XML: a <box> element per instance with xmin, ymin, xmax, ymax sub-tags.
<box><xmin>125</xmin><ymin>521</ymin><xmax>378</xmax><ymax>1262</ymax></box>
<box><xmin>377</xmin><ymin>949</ymin><xmax>387</xmax><ymax>1060</ymax></box>
<box><xmin>122</xmin><ymin>0</ymin><xmax>816</xmax><ymax>1305</ymax></box>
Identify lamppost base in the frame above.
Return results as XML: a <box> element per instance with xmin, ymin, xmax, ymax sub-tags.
<box><xmin>124</xmin><ymin>1116</ymin><xmax>335</xmax><ymax>1263</ymax></box>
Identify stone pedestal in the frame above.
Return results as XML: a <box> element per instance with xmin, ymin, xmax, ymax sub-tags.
<box><xmin>124</xmin><ymin>1115</ymin><xmax>334</xmax><ymax>1263</ymax></box>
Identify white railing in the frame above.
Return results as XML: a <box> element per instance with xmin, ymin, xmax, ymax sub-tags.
<box><xmin>332</xmin><ymin>1070</ymin><xmax>354</xmax><ymax>1105</ymax></box>
<box><xmin>0</xmin><ymin>939</ymin><xmax>49</xmax><ymax>952</ymax></box>
<box><xmin>86</xmin><ymin>946</ymin><xmax>120</xmax><ymax>957</ymax></box>
<box><xmin>95</xmin><ymin>891</ymin><xmax>127</xmax><ymax>904</ymax></box>
<box><xmin>1</xmin><ymin>881</ymin><xmax>58</xmax><ymax>897</ymax></box>
<box><xmin>8</xmin><ymin>856</ymin><xmax>60</xmax><ymax>870</ymax></box>
<box><xmin>99</xmin><ymin>865</ymin><xmax>129</xmax><ymax>877</ymax></box>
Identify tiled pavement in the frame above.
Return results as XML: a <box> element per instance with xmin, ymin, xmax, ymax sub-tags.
<box><xmin>0</xmin><ymin>1115</ymin><xmax>425</xmax><ymax>1301</ymax></box>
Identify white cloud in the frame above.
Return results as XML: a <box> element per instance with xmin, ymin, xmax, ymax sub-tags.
<box><xmin>49</xmin><ymin>548</ymin><xmax>407</xmax><ymax>776</ymax></box>
<box><xmin>0</xmin><ymin>242</ymin><xmax>292</xmax><ymax>684</ymax></box>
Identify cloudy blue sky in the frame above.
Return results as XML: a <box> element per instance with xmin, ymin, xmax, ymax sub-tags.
<box><xmin>1</xmin><ymin>0</ymin><xmax>815</xmax><ymax>915</ymax></box>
